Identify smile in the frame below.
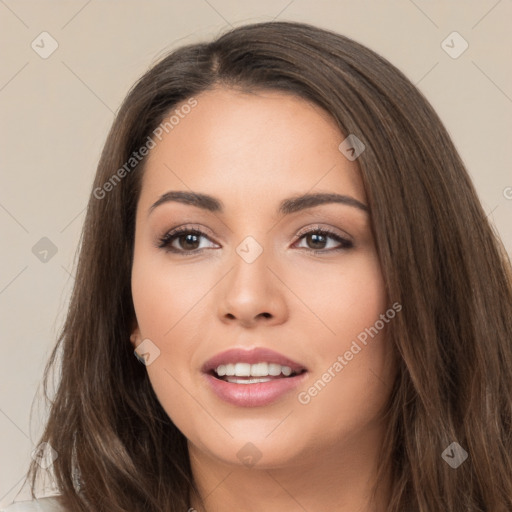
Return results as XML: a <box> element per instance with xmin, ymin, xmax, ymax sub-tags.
<box><xmin>201</xmin><ymin>347</ymin><xmax>309</xmax><ymax>407</ymax></box>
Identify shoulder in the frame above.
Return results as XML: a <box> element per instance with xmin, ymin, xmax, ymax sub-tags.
<box><xmin>1</xmin><ymin>497</ymin><xmax>65</xmax><ymax>512</ymax></box>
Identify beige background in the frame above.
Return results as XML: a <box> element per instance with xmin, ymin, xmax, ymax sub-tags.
<box><xmin>1</xmin><ymin>0</ymin><xmax>511</xmax><ymax>505</ymax></box>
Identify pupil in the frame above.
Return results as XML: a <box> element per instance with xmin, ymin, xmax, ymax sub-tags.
<box><xmin>309</xmin><ymin>233</ymin><xmax>326</xmax><ymax>249</ymax></box>
<box><xmin>181</xmin><ymin>234</ymin><xmax>199</xmax><ymax>250</ymax></box>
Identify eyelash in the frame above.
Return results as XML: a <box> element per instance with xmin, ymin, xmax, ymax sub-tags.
<box><xmin>156</xmin><ymin>225</ymin><xmax>354</xmax><ymax>257</ymax></box>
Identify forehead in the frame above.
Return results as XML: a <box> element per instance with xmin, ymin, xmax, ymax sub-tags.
<box><xmin>139</xmin><ymin>87</ymin><xmax>366</xmax><ymax>211</ymax></box>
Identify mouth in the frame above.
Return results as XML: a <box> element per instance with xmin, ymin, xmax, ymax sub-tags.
<box><xmin>207</xmin><ymin>363</ymin><xmax>307</xmax><ymax>384</ymax></box>
<box><xmin>201</xmin><ymin>347</ymin><xmax>309</xmax><ymax>407</ymax></box>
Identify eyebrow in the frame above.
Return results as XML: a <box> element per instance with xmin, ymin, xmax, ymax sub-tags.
<box><xmin>148</xmin><ymin>190</ymin><xmax>369</xmax><ymax>216</ymax></box>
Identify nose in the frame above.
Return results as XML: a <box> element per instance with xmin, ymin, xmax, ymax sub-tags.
<box><xmin>216</xmin><ymin>247</ymin><xmax>288</xmax><ymax>328</ymax></box>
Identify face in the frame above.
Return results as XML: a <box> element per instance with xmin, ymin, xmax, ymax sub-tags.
<box><xmin>130</xmin><ymin>87</ymin><xmax>396</xmax><ymax>470</ymax></box>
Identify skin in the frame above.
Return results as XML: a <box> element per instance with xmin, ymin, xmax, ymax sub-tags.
<box><xmin>130</xmin><ymin>87</ymin><xmax>396</xmax><ymax>511</ymax></box>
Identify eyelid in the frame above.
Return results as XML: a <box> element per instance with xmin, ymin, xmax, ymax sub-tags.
<box><xmin>162</xmin><ymin>223</ymin><xmax>216</xmax><ymax>239</ymax></box>
<box><xmin>154</xmin><ymin>224</ymin><xmax>214</xmax><ymax>252</ymax></box>
<box><xmin>294</xmin><ymin>223</ymin><xmax>352</xmax><ymax>243</ymax></box>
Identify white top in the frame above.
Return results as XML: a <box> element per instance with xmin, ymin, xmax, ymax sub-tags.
<box><xmin>0</xmin><ymin>497</ymin><xmax>64</xmax><ymax>512</ymax></box>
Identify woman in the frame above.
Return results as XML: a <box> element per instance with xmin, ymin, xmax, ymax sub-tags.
<box><xmin>4</xmin><ymin>20</ymin><xmax>511</xmax><ymax>512</ymax></box>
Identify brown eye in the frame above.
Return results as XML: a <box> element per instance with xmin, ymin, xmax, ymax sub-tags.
<box><xmin>295</xmin><ymin>228</ymin><xmax>353</xmax><ymax>253</ymax></box>
<box><xmin>156</xmin><ymin>226</ymin><xmax>353</xmax><ymax>256</ymax></box>
<box><xmin>157</xmin><ymin>227</ymin><xmax>217</xmax><ymax>255</ymax></box>
<box><xmin>304</xmin><ymin>232</ymin><xmax>328</xmax><ymax>250</ymax></box>
<box><xmin>175</xmin><ymin>232</ymin><xmax>201</xmax><ymax>251</ymax></box>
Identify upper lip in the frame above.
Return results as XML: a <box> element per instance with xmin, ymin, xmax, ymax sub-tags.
<box><xmin>202</xmin><ymin>347</ymin><xmax>308</xmax><ymax>374</ymax></box>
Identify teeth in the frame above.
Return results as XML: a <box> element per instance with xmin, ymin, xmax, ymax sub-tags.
<box><xmin>214</xmin><ymin>362</ymin><xmax>295</xmax><ymax>378</ymax></box>
<box><xmin>225</xmin><ymin>377</ymin><xmax>273</xmax><ymax>384</ymax></box>
<box><xmin>216</xmin><ymin>364</ymin><xmax>227</xmax><ymax>376</ymax></box>
<box><xmin>281</xmin><ymin>366</ymin><xmax>292</xmax><ymax>376</ymax></box>
<box><xmin>235</xmin><ymin>362</ymin><xmax>251</xmax><ymax>376</ymax></box>
<box><xmin>251</xmin><ymin>362</ymin><xmax>269</xmax><ymax>377</ymax></box>
<box><xmin>268</xmin><ymin>363</ymin><xmax>282</xmax><ymax>376</ymax></box>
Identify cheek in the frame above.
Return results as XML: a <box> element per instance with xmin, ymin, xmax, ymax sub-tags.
<box><xmin>131</xmin><ymin>254</ymin><xmax>208</xmax><ymax>429</ymax></box>
<box><xmin>131</xmin><ymin>250</ymin><xmax>213</xmax><ymax>339</ymax></box>
<box><xmin>328</xmin><ymin>252</ymin><xmax>391</xmax><ymax>380</ymax></box>
<box><xmin>293</xmin><ymin>252</ymin><xmax>392</xmax><ymax>425</ymax></box>
<box><xmin>130</xmin><ymin>242</ymin><xmax>225</xmax><ymax>377</ymax></box>
<box><xmin>338</xmin><ymin>255</ymin><xmax>388</xmax><ymax>338</ymax></box>
<box><xmin>291</xmin><ymin>249</ymin><xmax>388</xmax><ymax>341</ymax></box>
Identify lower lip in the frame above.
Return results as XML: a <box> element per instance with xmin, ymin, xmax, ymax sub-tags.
<box><xmin>203</xmin><ymin>372</ymin><xmax>309</xmax><ymax>407</ymax></box>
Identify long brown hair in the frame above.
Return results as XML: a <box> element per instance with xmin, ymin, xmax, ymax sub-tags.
<box><xmin>24</xmin><ymin>21</ymin><xmax>512</xmax><ymax>511</ymax></box>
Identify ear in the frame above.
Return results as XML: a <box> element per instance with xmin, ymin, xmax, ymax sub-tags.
<box><xmin>130</xmin><ymin>319</ymin><xmax>142</xmax><ymax>349</ymax></box>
